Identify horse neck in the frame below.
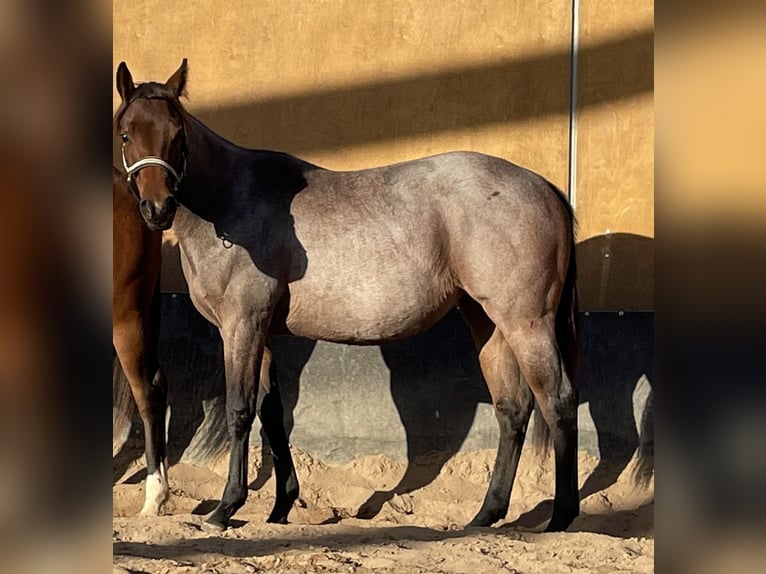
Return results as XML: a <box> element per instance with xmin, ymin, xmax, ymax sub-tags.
<box><xmin>172</xmin><ymin>112</ymin><xmax>243</xmax><ymax>238</ymax></box>
<box><xmin>183</xmin><ymin>112</ymin><xmax>243</xmax><ymax>196</ymax></box>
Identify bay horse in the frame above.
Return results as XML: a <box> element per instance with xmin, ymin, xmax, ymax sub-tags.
<box><xmin>114</xmin><ymin>59</ymin><xmax>580</xmax><ymax>532</ymax></box>
<box><xmin>113</xmin><ymin>165</ymin><xmax>168</xmax><ymax>515</ymax></box>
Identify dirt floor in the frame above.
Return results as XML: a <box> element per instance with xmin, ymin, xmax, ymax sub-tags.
<box><xmin>113</xmin><ymin>446</ymin><xmax>654</xmax><ymax>573</ymax></box>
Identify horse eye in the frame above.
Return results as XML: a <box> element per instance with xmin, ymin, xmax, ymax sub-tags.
<box><xmin>120</xmin><ymin>133</ymin><xmax>129</xmax><ymax>143</ymax></box>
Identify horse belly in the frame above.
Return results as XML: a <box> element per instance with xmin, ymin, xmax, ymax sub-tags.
<box><xmin>284</xmin><ymin>266</ymin><xmax>459</xmax><ymax>344</ymax></box>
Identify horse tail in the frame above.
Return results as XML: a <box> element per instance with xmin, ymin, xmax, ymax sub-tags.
<box><xmin>531</xmin><ymin>183</ymin><xmax>579</xmax><ymax>454</ymax></box>
<box><xmin>631</xmin><ymin>387</ymin><xmax>654</xmax><ymax>487</ymax></box>
<box><xmin>112</xmin><ymin>347</ymin><xmax>136</xmax><ymax>450</ymax></box>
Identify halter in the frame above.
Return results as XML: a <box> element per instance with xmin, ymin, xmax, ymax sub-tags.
<box><xmin>121</xmin><ymin>127</ymin><xmax>188</xmax><ymax>193</ymax></box>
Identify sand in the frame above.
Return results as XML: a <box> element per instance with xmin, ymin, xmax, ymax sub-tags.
<box><xmin>113</xmin><ymin>446</ymin><xmax>653</xmax><ymax>573</ymax></box>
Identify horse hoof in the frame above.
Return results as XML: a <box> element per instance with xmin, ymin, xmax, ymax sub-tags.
<box><xmin>466</xmin><ymin>509</ymin><xmax>503</xmax><ymax>528</ymax></box>
<box><xmin>204</xmin><ymin>507</ymin><xmax>230</xmax><ymax>532</ymax></box>
<box><xmin>544</xmin><ymin>514</ymin><xmax>576</xmax><ymax>532</ymax></box>
<box><xmin>544</xmin><ymin>506</ymin><xmax>578</xmax><ymax>532</ymax></box>
<box><xmin>202</xmin><ymin>518</ymin><xmax>227</xmax><ymax>532</ymax></box>
<box><xmin>266</xmin><ymin>512</ymin><xmax>289</xmax><ymax>524</ymax></box>
<box><xmin>138</xmin><ymin>505</ymin><xmax>160</xmax><ymax>517</ymax></box>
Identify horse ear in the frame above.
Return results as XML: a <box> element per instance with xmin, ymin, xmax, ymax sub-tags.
<box><xmin>166</xmin><ymin>58</ymin><xmax>188</xmax><ymax>98</ymax></box>
<box><xmin>116</xmin><ymin>62</ymin><xmax>135</xmax><ymax>102</ymax></box>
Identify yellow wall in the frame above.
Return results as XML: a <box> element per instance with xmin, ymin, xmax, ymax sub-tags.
<box><xmin>575</xmin><ymin>0</ymin><xmax>654</xmax><ymax>310</ymax></box>
<box><xmin>114</xmin><ymin>0</ymin><xmax>571</xmax><ymax>175</ymax></box>
<box><xmin>576</xmin><ymin>0</ymin><xmax>653</xmax><ymax>239</ymax></box>
<box><xmin>114</xmin><ymin>1</ymin><xmax>654</xmax><ymax>310</ymax></box>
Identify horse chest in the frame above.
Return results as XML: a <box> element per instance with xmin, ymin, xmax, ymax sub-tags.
<box><xmin>178</xmin><ymin>242</ymin><xmax>231</xmax><ymax>326</ymax></box>
<box><xmin>179</xmin><ymin>240</ymin><xmax>281</xmax><ymax>328</ymax></box>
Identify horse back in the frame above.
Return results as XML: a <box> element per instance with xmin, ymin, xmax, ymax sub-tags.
<box><xmin>277</xmin><ymin>151</ymin><xmax>570</xmax><ymax>343</ymax></box>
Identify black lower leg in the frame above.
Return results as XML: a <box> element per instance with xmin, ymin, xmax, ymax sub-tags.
<box><xmin>258</xmin><ymin>379</ymin><xmax>298</xmax><ymax>524</ymax></box>
<box><xmin>206</xmin><ymin>406</ymin><xmax>254</xmax><ymax>530</ymax></box>
<box><xmin>545</xmin><ymin>392</ymin><xmax>580</xmax><ymax>532</ymax></box>
<box><xmin>469</xmin><ymin>394</ymin><xmax>532</xmax><ymax>527</ymax></box>
<box><xmin>147</xmin><ymin>369</ymin><xmax>168</xmax><ymax>470</ymax></box>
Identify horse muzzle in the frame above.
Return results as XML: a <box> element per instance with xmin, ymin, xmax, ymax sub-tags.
<box><xmin>139</xmin><ymin>196</ymin><xmax>178</xmax><ymax>231</ymax></box>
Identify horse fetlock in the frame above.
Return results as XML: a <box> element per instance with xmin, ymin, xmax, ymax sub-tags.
<box><xmin>139</xmin><ymin>469</ymin><xmax>169</xmax><ymax>516</ymax></box>
<box><xmin>225</xmin><ymin>488</ymin><xmax>249</xmax><ymax>511</ymax></box>
<box><xmin>285</xmin><ymin>472</ymin><xmax>300</xmax><ymax>498</ymax></box>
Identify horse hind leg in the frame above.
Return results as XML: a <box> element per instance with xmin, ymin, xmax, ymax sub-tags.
<box><xmin>459</xmin><ymin>297</ymin><xmax>533</xmax><ymax>527</ymax></box>
<box><xmin>257</xmin><ymin>345</ymin><xmax>299</xmax><ymax>523</ymax></box>
<box><xmin>113</xmin><ymin>318</ymin><xmax>169</xmax><ymax>516</ymax></box>
<box><xmin>501</xmin><ymin>313</ymin><xmax>579</xmax><ymax>532</ymax></box>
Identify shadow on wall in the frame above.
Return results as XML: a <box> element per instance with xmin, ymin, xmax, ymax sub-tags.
<box><xmin>574</xmin><ymin>233</ymin><xmax>654</xmax><ymax>497</ymax></box>
<box><xmin>509</xmin><ymin>233</ymin><xmax>653</xmax><ymax>528</ymax></box>
<box><xmin>190</xmin><ymin>29</ymin><xmax>652</xmax><ymax>156</ymax></box>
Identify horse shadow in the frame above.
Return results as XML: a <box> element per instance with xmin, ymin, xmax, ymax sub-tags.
<box><xmin>572</xmin><ymin>232</ymin><xmax>654</xmax><ymax>499</ymax></box>
<box><xmin>353</xmin><ymin>308</ymin><xmax>654</xmax><ymax>521</ymax></box>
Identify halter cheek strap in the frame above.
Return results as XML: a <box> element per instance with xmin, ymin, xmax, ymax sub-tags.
<box><xmin>121</xmin><ymin>136</ymin><xmax>186</xmax><ymax>192</ymax></box>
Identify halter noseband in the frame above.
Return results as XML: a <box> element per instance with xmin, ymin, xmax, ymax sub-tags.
<box><xmin>121</xmin><ymin>127</ymin><xmax>187</xmax><ymax>193</ymax></box>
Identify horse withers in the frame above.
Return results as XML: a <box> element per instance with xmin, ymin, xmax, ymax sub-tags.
<box><xmin>114</xmin><ymin>59</ymin><xmax>580</xmax><ymax>532</ymax></box>
<box><xmin>113</xmin><ymin>165</ymin><xmax>169</xmax><ymax>515</ymax></box>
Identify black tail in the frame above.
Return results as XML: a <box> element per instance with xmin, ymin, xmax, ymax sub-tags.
<box><xmin>531</xmin><ymin>184</ymin><xmax>579</xmax><ymax>454</ymax></box>
<box><xmin>112</xmin><ymin>348</ymin><xmax>136</xmax><ymax>449</ymax></box>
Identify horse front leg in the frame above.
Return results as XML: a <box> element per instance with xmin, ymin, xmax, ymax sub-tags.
<box><xmin>113</xmin><ymin>315</ymin><xmax>169</xmax><ymax>516</ymax></box>
<box><xmin>205</xmin><ymin>319</ymin><xmax>266</xmax><ymax>531</ymax></box>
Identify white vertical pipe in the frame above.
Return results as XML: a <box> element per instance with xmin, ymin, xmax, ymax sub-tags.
<box><xmin>568</xmin><ymin>0</ymin><xmax>580</xmax><ymax>210</ymax></box>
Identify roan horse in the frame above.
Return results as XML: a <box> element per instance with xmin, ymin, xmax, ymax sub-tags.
<box><xmin>113</xmin><ymin>165</ymin><xmax>169</xmax><ymax>515</ymax></box>
<box><xmin>114</xmin><ymin>59</ymin><xmax>580</xmax><ymax>532</ymax></box>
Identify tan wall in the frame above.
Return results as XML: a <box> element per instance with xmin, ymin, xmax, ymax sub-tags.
<box><xmin>114</xmin><ymin>0</ymin><xmax>571</xmax><ymax>175</ymax></box>
<box><xmin>575</xmin><ymin>0</ymin><xmax>654</xmax><ymax>310</ymax></box>
<box><xmin>114</xmin><ymin>1</ymin><xmax>654</xmax><ymax>310</ymax></box>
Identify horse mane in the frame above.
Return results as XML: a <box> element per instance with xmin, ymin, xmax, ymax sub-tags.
<box><xmin>113</xmin><ymin>82</ymin><xmax>187</xmax><ymax>132</ymax></box>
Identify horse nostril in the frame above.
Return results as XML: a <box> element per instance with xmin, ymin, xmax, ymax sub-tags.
<box><xmin>139</xmin><ymin>198</ymin><xmax>154</xmax><ymax>218</ymax></box>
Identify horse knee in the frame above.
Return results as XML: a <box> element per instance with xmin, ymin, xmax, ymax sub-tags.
<box><xmin>135</xmin><ymin>372</ymin><xmax>166</xmax><ymax>421</ymax></box>
<box><xmin>227</xmin><ymin>405</ymin><xmax>255</xmax><ymax>437</ymax></box>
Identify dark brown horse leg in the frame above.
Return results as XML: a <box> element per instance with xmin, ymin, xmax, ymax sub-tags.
<box><xmin>113</xmin><ymin>317</ymin><xmax>168</xmax><ymax>515</ymax></box>
<box><xmin>504</xmin><ymin>315</ymin><xmax>579</xmax><ymax>532</ymax></box>
<box><xmin>469</xmin><ymin>329</ymin><xmax>533</xmax><ymax>527</ymax></box>
<box><xmin>205</xmin><ymin>328</ymin><xmax>263</xmax><ymax>531</ymax></box>
<box><xmin>257</xmin><ymin>345</ymin><xmax>299</xmax><ymax>524</ymax></box>
<box><xmin>459</xmin><ymin>296</ymin><xmax>532</xmax><ymax>527</ymax></box>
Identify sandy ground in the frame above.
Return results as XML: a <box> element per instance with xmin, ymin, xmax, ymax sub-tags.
<box><xmin>113</xmin><ymin>446</ymin><xmax>653</xmax><ymax>573</ymax></box>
